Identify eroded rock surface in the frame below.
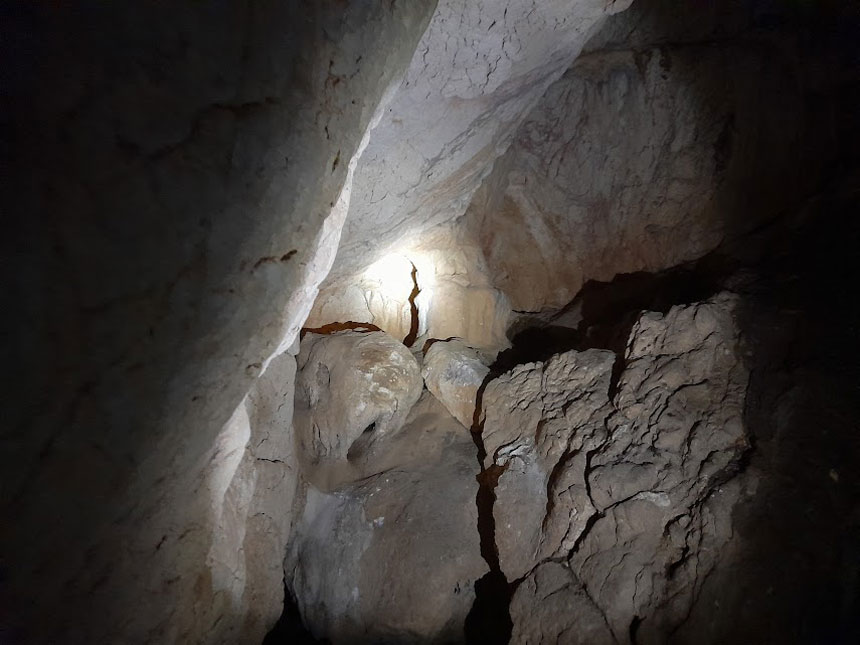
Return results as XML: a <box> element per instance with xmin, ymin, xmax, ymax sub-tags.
<box><xmin>422</xmin><ymin>338</ymin><xmax>492</xmax><ymax>428</ymax></box>
<box><xmin>294</xmin><ymin>331</ymin><xmax>423</xmax><ymax>491</ymax></box>
<box><xmin>287</xmin><ymin>394</ymin><xmax>485</xmax><ymax>644</ymax></box>
<box><xmin>465</xmin><ymin>0</ymin><xmax>850</xmax><ymax>313</ymax></box>
<box><xmin>481</xmin><ymin>348</ymin><xmax>616</xmax><ymax>582</ymax></box>
<box><xmin>2</xmin><ymin>3</ymin><xmax>437</xmax><ymax>642</ymax></box>
<box><xmin>481</xmin><ymin>294</ymin><xmax>750</xmax><ymax>643</ymax></box>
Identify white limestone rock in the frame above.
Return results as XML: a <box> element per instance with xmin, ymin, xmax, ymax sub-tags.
<box><xmin>294</xmin><ymin>331</ymin><xmax>423</xmax><ymax>491</ymax></box>
<box><xmin>465</xmin><ymin>0</ymin><xmax>818</xmax><ymax>313</ymax></box>
<box><xmin>509</xmin><ymin>562</ymin><xmax>615</xmax><ymax>645</ymax></box>
<box><xmin>422</xmin><ymin>338</ymin><xmax>492</xmax><ymax>429</ymax></box>
<box><xmin>480</xmin><ymin>348</ymin><xmax>616</xmax><ymax>582</ymax></box>
<box><xmin>287</xmin><ymin>394</ymin><xmax>486</xmax><ymax>644</ymax></box>
<box><xmin>2</xmin><ymin>4</ymin><xmax>436</xmax><ymax>641</ymax></box>
<box><xmin>500</xmin><ymin>294</ymin><xmax>750</xmax><ymax>643</ymax></box>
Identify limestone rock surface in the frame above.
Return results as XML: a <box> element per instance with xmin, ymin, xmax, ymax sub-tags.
<box><xmin>509</xmin><ymin>562</ymin><xmax>614</xmax><ymax>645</ymax></box>
<box><xmin>481</xmin><ymin>294</ymin><xmax>750</xmax><ymax>642</ymax></box>
<box><xmin>287</xmin><ymin>394</ymin><xmax>486</xmax><ymax>644</ymax></box>
<box><xmin>481</xmin><ymin>348</ymin><xmax>616</xmax><ymax>582</ymax></box>
<box><xmin>422</xmin><ymin>338</ymin><xmax>491</xmax><ymax>428</ymax></box>
<box><xmin>294</xmin><ymin>331</ymin><xmax>423</xmax><ymax>491</ymax></box>
<box><xmin>465</xmin><ymin>0</ymin><xmax>846</xmax><ymax>313</ymax></box>
<box><xmin>2</xmin><ymin>3</ymin><xmax>438</xmax><ymax>642</ymax></box>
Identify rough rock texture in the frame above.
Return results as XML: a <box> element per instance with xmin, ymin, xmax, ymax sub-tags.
<box><xmin>422</xmin><ymin>338</ymin><xmax>491</xmax><ymax>428</ymax></box>
<box><xmin>327</xmin><ymin>0</ymin><xmax>635</xmax><ymax>281</ymax></box>
<box><xmin>287</xmin><ymin>394</ymin><xmax>485</xmax><ymax>643</ymax></box>
<box><xmin>570</xmin><ymin>293</ymin><xmax>749</xmax><ymax>643</ymax></box>
<box><xmin>307</xmin><ymin>217</ymin><xmax>513</xmax><ymax>351</ymax></box>
<box><xmin>481</xmin><ymin>348</ymin><xmax>615</xmax><ymax>581</ymax></box>
<box><xmin>509</xmin><ymin>562</ymin><xmax>615</xmax><ymax>645</ymax></box>
<box><xmin>465</xmin><ymin>0</ymin><xmax>853</xmax><ymax>312</ymax></box>
<box><xmin>307</xmin><ymin>0</ymin><xmax>635</xmax><ymax>344</ymax></box>
<box><xmin>203</xmin><ymin>349</ymin><xmax>301</xmax><ymax>643</ymax></box>
<box><xmin>1</xmin><ymin>3</ymin><xmax>436</xmax><ymax>642</ymax></box>
<box><xmin>482</xmin><ymin>294</ymin><xmax>750</xmax><ymax>643</ymax></box>
<box><xmin>294</xmin><ymin>331</ymin><xmax>423</xmax><ymax>491</ymax></box>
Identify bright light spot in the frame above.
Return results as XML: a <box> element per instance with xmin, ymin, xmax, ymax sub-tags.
<box><xmin>363</xmin><ymin>253</ymin><xmax>416</xmax><ymax>298</ymax></box>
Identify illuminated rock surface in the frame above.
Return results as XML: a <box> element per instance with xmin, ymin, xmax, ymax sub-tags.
<box><xmin>3</xmin><ymin>0</ymin><xmax>859</xmax><ymax>643</ymax></box>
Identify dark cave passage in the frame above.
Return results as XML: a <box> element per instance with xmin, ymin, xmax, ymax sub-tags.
<box><xmin>3</xmin><ymin>0</ymin><xmax>859</xmax><ymax>643</ymax></box>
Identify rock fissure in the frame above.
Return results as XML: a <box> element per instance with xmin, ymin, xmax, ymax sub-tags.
<box><xmin>465</xmin><ymin>375</ymin><xmax>514</xmax><ymax>644</ymax></box>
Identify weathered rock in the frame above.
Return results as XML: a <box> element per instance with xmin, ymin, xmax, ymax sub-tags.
<box><xmin>202</xmin><ymin>350</ymin><xmax>301</xmax><ymax>643</ymax></box>
<box><xmin>325</xmin><ymin>0</ymin><xmax>636</xmax><ymax>284</ymax></box>
<box><xmin>464</xmin><ymin>0</ymin><xmax>845</xmax><ymax>313</ymax></box>
<box><xmin>422</xmin><ymin>338</ymin><xmax>491</xmax><ymax>428</ymax></box>
<box><xmin>287</xmin><ymin>394</ymin><xmax>486</xmax><ymax>643</ymax></box>
<box><xmin>306</xmin><ymin>0</ymin><xmax>635</xmax><ymax>347</ymax></box>
<box><xmin>509</xmin><ymin>562</ymin><xmax>614</xmax><ymax>645</ymax></box>
<box><xmin>294</xmin><ymin>331</ymin><xmax>423</xmax><ymax>491</ymax></box>
<box><xmin>500</xmin><ymin>294</ymin><xmax>750</xmax><ymax>643</ymax></box>
<box><xmin>306</xmin><ymin>220</ymin><xmax>513</xmax><ymax>351</ymax></box>
<box><xmin>480</xmin><ymin>348</ymin><xmax>616</xmax><ymax>582</ymax></box>
<box><xmin>571</xmin><ymin>294</ymin><xmax>749</xmax><ymax>643</ymax></box>
<box><xmin>2</xmin><ymin>3</ymin><xmax>438</xmax><ymax>642</ymax></box>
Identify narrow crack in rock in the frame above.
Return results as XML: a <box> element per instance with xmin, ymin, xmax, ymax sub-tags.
<box><xmin>465</xmin><ymin>373</ymin><xmax>513</xmax><ymax>644</ymax></box>
<box><xmin>403</xmin><ymin>261</ymin><xmax>421</xmax><ymax>347</ymax></box>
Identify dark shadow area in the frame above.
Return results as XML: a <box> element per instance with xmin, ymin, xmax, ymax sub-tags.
<box><xmin>465</xmin><ymin>375</ymin><xmax>513</xmax><ymax>644</ymax></box>
<box><xmin>263</xmin><ymin>582</ymin><xmax>327</xmax><ymax>645</ymax></box>
<box><xmin>673</xmin><ymin>178</ymin><xmax>860</xmax><ymax>643</ymax></box>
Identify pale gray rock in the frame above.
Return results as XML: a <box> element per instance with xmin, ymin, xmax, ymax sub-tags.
<box><xmin>570</xmin><ymin>294</ymin><xmax>749</xmax><ymax>643</ymax></box>
<box><xmin>314</xmin><ymin>0</ymin><xmax>635</xmax><ymax>315</ymax></box>
<box><xmin>294</xmin><ymin>331</ymin><xmax>423</xmax><ymax>491</ymax></box>
<box><xmin>480</xmin><ymin>348</ymin><xmax>616</xmax><ymax>582</ymax></box>
<box><xmin>2</xmin><ymin>5</ymin><xmax>436</xmax><ymax>640</ymax></box>
<box><xmin>422</xmin><ymin>338</ymin><xmax>491</xmax><ymax>428</ymax></box>
<box><xmin>287</xmin><ymin>394</ymin><xmax>486</xmax><ymax>644</ymax></box>
<box><xmin>464</xmin><ymin>0</ymin><xmax>833</xmax><ymax>313</ymax></box>
<box><xmin>491</xmin><ymin>295</ymin><xmax>750</xmax><ymax>643</ymax></box>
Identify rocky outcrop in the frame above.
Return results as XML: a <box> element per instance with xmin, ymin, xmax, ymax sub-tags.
<box><xmin>294</xmin><ymin>331</ymin><xmax>423</xmax><ymax>491</ymax></box>
<box><xmin>465</xmin><ymin>0</ymin><xmax>851</xmax><ymax>313</ymax></box>
<box><xmin>481</xmin><ymin>348</ymin><xmax>616</xmax><ymax>582</ymax></box>
<box><xmin>1</xmin><ymin>3</ymin><xmax>437</xmax><ymax>642</ymax></box>
<box><xmin>480</xmin><ymin>294</ymin><xmax>750</xmax><ymax>643</ymax></box>
<box><xmin>422</xmin><ymin>338</ymin><xmax>492</xmax><ymax>428</ymax></box>
<box><xmin>287</xmin><ymin>394</ymin><xmax>486</xmax><ymax>643</ymax></box>
<box><xmin>306</xmin><ymin>0</ymin><xmax>636</xmax><ymax>347</ymax></box>
<box><xmin>509</xmin><ymin>561</ymin><xmax>615</xmax><ymax>645</ymax></box>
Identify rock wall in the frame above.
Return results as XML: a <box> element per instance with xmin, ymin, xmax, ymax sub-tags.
<box><xmin>482</xmin><ymin>294</ymin><xmax>751</xmax><ymax>643</ymax></box>
<box><xmin>306</xmin><ymin>0</ymin><xmax>634</xmax><ymax>347</ymax></box>
<box><xmin>1</xmin><ymin>3</ymin><xmax>436</xmax><ymax>642</ymax></box>
<box><xmin>465</xmin><ymin>0</ymin><xmax>855</xmax><ymax>312</ymax></box>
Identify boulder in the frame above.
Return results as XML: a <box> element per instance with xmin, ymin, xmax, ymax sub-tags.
<box><xmin>294</xmin><ymin>331</ymin><xmax>423</xmax><ymax>491</ymax></box>
<box><xmin>422</xmin><ymin>338</ymin><xmax>492</xmax><ymax>428</ymax></box>
<box><xmin>480</xmin><ymin>348</ymin><xmax>615</xmax><ymax>581</ymax></box>
<box><xmin>287</xmin><ymin>394</ymin><xmax>486</xmax><ymax>643</ymax></box>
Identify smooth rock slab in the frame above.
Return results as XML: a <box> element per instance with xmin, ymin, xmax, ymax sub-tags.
<box><xmin>287</xmin><ymin>395</ymin><xmax>486</xmax><ymax>644</ymax></box>
<box><xmin>422</xmin><ymin>338</ymin><xmax>492</xmax><ymax>428</ymax></box>
<box><xmin>294</xmin><ymin>330</ymin><xmax>423</xmax><ymax>491</ymax></box>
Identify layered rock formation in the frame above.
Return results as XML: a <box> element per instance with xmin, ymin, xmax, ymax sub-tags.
<box><xmin>4</xmin><ymin>0</ymin><xmax>859</xmax><ymax>643</ymax></box>
<box><xmin>480</xmin><ymin>294</ymin><xmax>750</xmax><ymax>643</ymax></box>
<box><xmin>2</xmin><ymin>3</ymin><xmax>437</xmax><ymax>643</ymax></box>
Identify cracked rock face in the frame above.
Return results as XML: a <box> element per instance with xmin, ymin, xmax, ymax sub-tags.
<box><xmin>482</xmin><ymin>294</ymin><xmax>749</xmax><ymax>642</ymax></box>
<box><xmin>294</xmin><ymin>331</ymin><xmax>423</xmax><ymax>491</ymax></box>
<box><xmin>287</xmin><ymin>394</ymin><xmax>486</xmax><ymax>644</ymax></box>
<box><xmin>481</xmin><ymin>348</ymin><xmax>616</xmax><ymax>581</ymax></box>
<box><xmin>422</xmin><ymin>338</ymin><xmax>492</xmax><ymax>428</ymax></box>
<box><xmin>465</xmin><ymin>0</ymin><xmax>840</xmax><ymax>313</ymax></box>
